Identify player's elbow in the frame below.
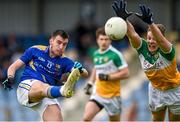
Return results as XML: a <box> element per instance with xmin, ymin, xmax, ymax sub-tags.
<box><xmin>9</xmin><ymin>59</ymin><xmax>24</xmax><ymax>71</ymax></box>
<box><xmin>122</xmin><ymin>68</ymin><xmax>130</xmax><ymax>79</ymax></box>
<box><xmin>124</xmin><ymin>70</ymin><xmax>130</xmax><ymax>79</ymax></box>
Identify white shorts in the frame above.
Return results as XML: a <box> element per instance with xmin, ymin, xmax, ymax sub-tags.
<box><xmin>90</xmin><ymin>93</ymin><xmax>121</xmax><ymax>116</ymax></box>
<box><xmin>17</xmin><ymin>79</ymin><xmax>60</xmax><ymax>117</ymax></box>
<box><xmin>149</xmin><ymin>83</ymin><xmax>180</xmax><ymax>114</ymax></box>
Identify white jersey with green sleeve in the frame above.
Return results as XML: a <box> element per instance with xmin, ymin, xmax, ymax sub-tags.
<box><xmin>136</xmin><ymin>38</ymin><xmax>180</xmax><ymax>90</ymax></box>
<box><xmin>93</xmin><ymin>45</ymin><xmax>128</xmax><ymax>98</ymax></box>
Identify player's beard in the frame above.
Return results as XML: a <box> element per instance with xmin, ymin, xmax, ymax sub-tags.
<box><xmin>55</xmin><ymin>49</ymin><xmax>63</xmax><ymax>56</ymax></box>
<box><xmin>100</xmin><ymin>44</ymin><xmax>109</xmax><ymax>52</ymax></box>
<box><xmin>50</xmin><ymin>46</ymin><xmax>63</xmax><ymax>57</ymax></box>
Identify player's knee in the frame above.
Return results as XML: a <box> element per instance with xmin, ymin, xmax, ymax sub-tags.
<box><xmin>83</xmin><ymin>115</ymin><xmax>92</xmax><ymax>122</ymax></box>
<box><xmin>152</xmin><ymin>113</ymin><xmax>165</xmax><ymax>121</ymax></box>
<box><xmin>83</xmin><ymin>117</ymin><xmax>90</xmax><ymax>122</ymax></box>
<box><xmin>39</xmin><ymin>84</ymin><xmax>50</xmax><ymax>96</ymax></box>
<box><xmin>43</xmin><ymin>105</ymin><xmax>62</xmax><ymax>121</ymax></box>
<box><xmin>38</xmin><ymin>88</ymin><xmax>47</xmax><ymax>97</ymax></box>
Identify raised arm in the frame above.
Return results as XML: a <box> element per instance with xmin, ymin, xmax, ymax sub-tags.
<box><xmin>135</xmin><ymin>5</ymin><xmax>172</xmax><ymax>52</ymax></box>
<box><xmin>112</xmin><ymin>0</ymin><xmax>141</xmax><ymax>48</ymax></box>
<box><xmin>126</xmin><ymin>20</ymin><xmax>142</xmax><ymax>48</ymax></box>
<box><xmin>149</xmin><ymin>23</ymin><xmax>172</xmax><ymax>52</ymax></box>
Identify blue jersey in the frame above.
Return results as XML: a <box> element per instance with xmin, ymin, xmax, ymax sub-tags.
<box><xmin>20</xmin><ymin>45</ymin><xmax>74</xmax><ymax>85</ymax></box>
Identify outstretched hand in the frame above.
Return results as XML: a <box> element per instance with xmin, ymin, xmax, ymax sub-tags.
<box><xmin>84</xmin><ymin>83</ymin><xmax>93</xmax><ymax>95</ymax></box>
<box><xmin>73</xmin><ymin>61</ymin><xmax>83</xmax><ymax>73</ymax></box>
<box><xmin>98</xmin><ymin>74</ymin><xmax>109</xmax><ymax>81</ymax></box>
<box><xmin>135</xmin><ymin>4</ymin><xmax>153</xmax><ymax>24</ymax></box>
<box><xmin>2</xmin><ymin>77</ymin><xmax>14</xmax><ymax>91</ymax></box>
<box><xmin>112</xmin><ymin>0</ymin><xmax>132</xmax><ymax>20</ymax></box>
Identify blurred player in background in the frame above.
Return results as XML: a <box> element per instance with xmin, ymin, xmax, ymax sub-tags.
<box><xmin>83</xmin><ymin>27</ymin><xmax>129</xmax><ymax>121</ymax></box>
<box><xmin>112</xmin><ymin>0</ymin><xmax>180</xmax><ymax>121</ymax></box>
<box><xmin>2</xmin><ymin>29</ymin><xmax>88</xmax><ymax>121</ymax></box>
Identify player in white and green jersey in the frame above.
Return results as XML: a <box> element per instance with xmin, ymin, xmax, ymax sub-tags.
<box><xmin>83</xmin><ymin>27</ymin><xmax>129</xmax><ymax>121</ymax></box>
<box><xmin>112</xmin><ymin>0</ymin><xmax>180</xmax><ymax>121</ymax></box>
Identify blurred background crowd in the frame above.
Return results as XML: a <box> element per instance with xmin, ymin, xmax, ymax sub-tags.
<box><xmin>0</xmin><ymin>0</ymin><xmax>180</xmax><ymax>121</ymax></box>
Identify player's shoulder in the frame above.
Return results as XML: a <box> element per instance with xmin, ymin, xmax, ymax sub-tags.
<box><xmin>136</xmin><ymin>38</ymin><xmax>148</xmax><ymax>53</ymax></box>
<box><xmin>60</xmin><ymin>56</ymin><xmax>74</xmax><ymax>65</ymax></box>
<box><xmin>30</xmin><ymin>45</ymin><xmax>48</xmax><ymax>51</ymax></box>
<box><xmin>61</xmin><ymin>54</ymin><xmax>74</xmax><ymax>61</ymax></box>
<box><xmin>109</xmin><ymin>45</ymin><xmax>122</xmax><ymax>55</ymax></box>
<box><xmin>93</xmin><ymin>49</ymin><xmax>99</xmax><ymax>55</ymax></box>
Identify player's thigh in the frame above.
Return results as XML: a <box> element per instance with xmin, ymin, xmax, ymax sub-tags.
<box><xmin>83</xmin><ymin>100</ymin><xmax>102</xmax><ymax>121</ymax></box>
<box><xmin>149</xmin><ymin>83</ymin><xmax>166</xmax><ymax>121</ymax></box>
<box><xmin>168</xmin><ymin>109</ymin><xmax>180</xmax><ymax>121</ymax></box>
<box><xmin>151</xmin><ymin>108</ymin><xmax>166</xmax><ymax>121</ymax></box>
<box><xmin>43</xmin><ymin>104</ymin><xmax>62</xmax><ymax>121</ymax></box>
<box><xmin>29</xmin><ymin>80</ymin><xmax>50</xmax><ymax>103</ymax></box>
<box><xmin>109</xmin><ymin>114</ymin><xmax>120</xmax><ymax>122</ymax></box>
<box><xmin>167</xmin><ymin>86</ymin><xmax>180</xmax><ymax>121</ymax></box>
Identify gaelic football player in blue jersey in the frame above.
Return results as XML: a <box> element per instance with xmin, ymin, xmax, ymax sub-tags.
<box><xmin>2</xmin><ymin>30</ymin><xmax>88</xmax><ymax>121</ymax></box>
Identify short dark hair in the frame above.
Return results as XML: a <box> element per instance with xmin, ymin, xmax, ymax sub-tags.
<box><xmin>52</xmin><ymin>29</ymin><xmax>69</xmax><ymax>39</ymax></box>
<box><xmin>148</xmin><ymin>24</ymin><xmax>166</xmax><ymax>36</ymax></box>
<box><xmin>96</xmin><ymin>27</ymin><xmax>106</xmax><ymax>39</ymax></box>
